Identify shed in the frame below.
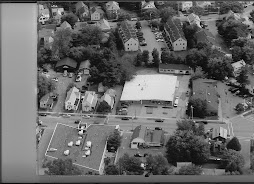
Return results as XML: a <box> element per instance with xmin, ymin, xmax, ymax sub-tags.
<box><xmin>79</xmin><ymin>60</ymin><xmax>91</xmax><ymax>75</ymax></box>
<box><xmin>55</xmin><ymin>57</ymin><xmax>78</xmax><ymax>72</ymax></box>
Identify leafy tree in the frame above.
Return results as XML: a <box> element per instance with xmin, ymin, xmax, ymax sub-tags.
<box><xmin>227</xmin><ymin>137</ymin><xmax>242</xmax><ymax>151</ymax></box>
<box><xmin>61</xmin><ymin>13</ymin><xmax>78</xmax><ymax>28</ymax></box>
<box><xmin>236</xmin><ymin>67</ymin><xmax>249</xmax><ymax>87</ymax></box>
<box><xmin>177</xmin><ymin>164</ymin><xmax>203</xmax><ymax>175</ymax></box>
<box><xmin>190</xmin><ymin>66</ymin><xmax>206</xmax><ymax>80</ymax></box>
<box><xmin>52</xmin><ymin>28</ymin><xmax>73</xmax><ymax>59</ymax></box>
<box><xmin>231</xmin><ymin>37</ymin><xmax>248</xmax><ymax>48</ymax></box>
<box><xmin>38</xmin><ymin>74</ymin><xmax>56</xmax><ymax>101</ymax></box>
<box><xmin>142</xmin><ymin>50</ymin><xmax>150</xmax><ymax>66</ymax></box>
<box><xmin>66</xmin><ymin>82</ymin><xmax>76</xmax><ymax>92</ymax></box>
<box><xmin>182</xmin><ymin>22</ymin><xmax>198</xmax><ymax>49</ymax></box>
<box><xmin>136</xmin><ymin>21</ymin><xmax>141</xmax><ymax>29</ymax></box>
<box><xmin>242</xmin><ymin>46</ymin><xmax>254</xmax><ymax>65</ymax></box>
<box><xmin>47</xmin><ymin>18</ymin><xmax>58</xmax><ymax>25</ymax></box>
<box><xmin>143</xmin><ymin>9</ymin><xmax>159</xmax><ymax>20</ymax></box>
<box><xmin>186</xmin><ymin>49</ymin><xmax>208</xmax><ymax>70</ymax></box>
<box><xmin>150</xmin><ymin>20</ymin><xmax>159</xmax><ymax>28</ymax></box>
<box><xmin>223</xmin><ymin>149</ymin><xmax>245</xmax><ymax>174</ymax></box>
<box><xmin>250</xmin><ymin>10</ymin><xmax>254</xmax><ymax>23</ymax></box>
<box><xmin>97</xmin><ymin>101</ymin><xmax>112</xmax><ymax>113</ymax></box>
<box><xmin>163</xmin><ymin>1</ymin><xmax>178</xmax><ymax>11</ymax></box>
<box><xmin>152</xmin><ymin>48</ymin><xmax>160</xmax><ymax>67</ymax></box>
<box><xmin>117</xmin><ymin>153</ymin><xmax>144</xmax><ymax>175</ymax></box>
<box><xmin>38</xmin><ymin>47</ymin><xmax>52</xmax><ymax>66</ymax></box>
<box><xmin>189</xmin><ymin>6</ymin><xmax>205</xmax><ymax>16</ymax></box>
<box><xmin>206</xmin><ymin>57</ymin><xmax>234</xmax><ymax>80</ymax></box>
<box><xmin>107</xmin><ymin>130</ymin><xmax>122</xmax><ymax>152</ymax></box>
<box><xmin>166</xmin><ymin>130</ymin><xmax>210</xmax><ymax>165</ymax></box>
<box><xmin>136</xmin><ymin>52</ymin><xmax>143</xmax><ymax>66</ymax></box>
<box><xmin>160</xmin><ymin>7</ymin><xmax>176</xmax><ymax>23</ymax></box>
<box><xmin>146</xmin><ymin>154</ymin><xmax>173</xmax><ymax>175</ymax></box>
<box><xmin>232</xmin><ymin>46</ymin><xmax>244</xmax><ymax>62</ymax></box>
<box><xmin>176</xmin><ymin>119</ymin><xmax>205</xmax><ymax>136</ymax></box>
<box><xmin>219</xmin><ymin>2</ymin><xmax>244</xmax><ymax>14</ymax></box>
<box><xmin>235</xmin><ymin>103</ymin><xmax>245</xmax><ymax>113</ymax></box>
<box><xmin>45</xmin><ymin>159</ymin><xmax>82</xmax><ymax>175</ymax></box>
<box><xmin>68</xmin><ymin>46</ymin><xmax>95</xmax><ymax>63</ymax></box>
<box><xmin>160</xmin><ymin>50</ymin><xmax>170</xmax><ymax>64</ymax></box>
<box><xmin>104</xmin><ymin>164</ymin><xmax>119</xmax><ymax>175</ymax></box>
<box><xmin>118</xmin><ymin>11</ymin><xmax>131</xmax><ymax>21</ymax></box>
<box><xmin>187</xmin><ymin>97</ymin><xmax>208</xmax><ymax>118</ymax></box>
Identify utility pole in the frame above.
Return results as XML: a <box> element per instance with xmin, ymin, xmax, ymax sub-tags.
<box><xmin>191</xmin><ymin>105</ymin><xmax>194</xmax><ymax>120</ymax></box>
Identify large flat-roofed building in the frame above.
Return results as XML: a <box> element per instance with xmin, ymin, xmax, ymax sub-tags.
<box><xmin>45</xmin><ymin>123</ymin><xmax>118</xmax><ymax>175</ymax></box>
<box><xmin>120</xmin><ymin>74</ymin><xmax>177</xmax><ymax>107</ymax></box>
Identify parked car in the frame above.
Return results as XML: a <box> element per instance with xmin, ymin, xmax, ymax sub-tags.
<box><xmin>157</xmin><ymin>39</ymin><xmax>164</xmax><ymax>42</ymax></box>
<box><xmin>52</xmin><ymin>77</ymin><xmax>58</xmax><ymax>82</ymax></box>
<box><xmin>63</xmin><ymin>70</ymin><xmax>68</xmax><ymax>77</ymax></box>
<box><xmin>74</xmin><ymin>120</ymin><xmax>81</xmax><ymax>124</ymax></box>
<box><xmin>134</xmin><ymin>153</ymin><xmax>142</xmax><ymax>157</ymax></box>
<box><xmin>155</xmin><ymin>127</ymin><xmax>162</xmax><ymax>130</ymax></box>
<box><xmin>121</xmin><ymin>117</ymin><xmax>129</xmax><ymax>120</ymax></box>
<box><xmin>119</xmin><ymin>108</ymin><xmax>128</xmax><ymax>112</ymax></box>
<box><xmin>82</xmin><ymin>115</ymin><xmax>90</xmax><ymax>119</ymax></box>
<box><xmin>76</xmin><ymin>75</ymin><xmax>82</xmax><ymax>82</ymax></box>
<box><xmin>62</xmin><ymin>114</ymin><xmax>71</xmax><ymax>118</ymax></box>
<box><xmin>39</xmin><ymin>113</ymin><xmax>47</xmax><ymax>116</ymax></box>
<box><xmin>131</xmin><ymin>17</ymin><xmax>138</xmax><ymax>21</ymax></box>
<box><xmin>155</xmin><ymin>119</ymin><xmax>164</xmax><ymax>122</ymax></box>
<box><xmin>69</xmin><ymin>72</ymin><xmax>73</xmax><ymax>78</ymax></box>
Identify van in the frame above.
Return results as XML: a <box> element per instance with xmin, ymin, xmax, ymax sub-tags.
<box><xmin>174</xmin><ymin>99</ymin><xmax>179</xmax><ymax>107</ymax></box>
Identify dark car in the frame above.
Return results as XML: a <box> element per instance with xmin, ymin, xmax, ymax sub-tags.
<box><xmin>75</xmin><ymin>120</ymin><xmax>81</xmax><ymax>124</ymax></box>
<box><xmin>121</xmin><ymin>117</ymin><xmax>130</xmax><ymax>120</ymax></box>
<box><xmin>155</xmin><ymin>119</ymin><xmax>164</xmax><ymax>122</ymax></box>
<box><xmin>134</xmin><ymin>153</ymin><xmax>142</xmax><ymax>157</ymax></box>
<box><xmin>155</xmin><ymin>127</ymin><xmax>162</xmax><ymax>130</ymax></box>
<box><xmin>196</xmin><ymin>121</ymin><xmax>208</xmax><ymax>125</ymax></box>
<box><xmin>39</xmin><ymin>113</ymin><xmax>47</xmax><ymax>116</ymax></box>
<box><xmin>186</xmin><ymin>91</ymin><xmax>190</xmax><ymax>96</ymax></box>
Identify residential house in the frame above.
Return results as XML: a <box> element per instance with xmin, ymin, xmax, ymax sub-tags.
<box><xmin>195</xmin><ymin>28</ymin><xmax>221</xmax><ymax>50</ymax></box>
<box><xmin>192</xmin><ymin>79</ymin><xmax>219</xmax><ymax>116</ymax></box>
<box><xmin>141</xmin><ymin>1</ymin><xmax>156</xmax><ymax>10</ymax></box>
<box><xmin>164</xmin><ymin>18</ymin><xmax>187</xmax><ymax>51</ymax></box>
<box><xmin>55</xmin><ymin>57</ymin><xmax>78</xmax><ymax>72</ymax></box>
<box><xmin>210</xmin><ymin>127</ymin><xmax>228</xmax><ymax>153</ymax></box>
<box><xmin>187</xmin><ymin>13</ymin><xmax>201</xmax><ymax>28</ymax></box>
<box><xmin>82</xmin><ymin>91</ymin><xmax>98</xmax><ymax>112</ymax></box>
<box><xmin>79</xmin><ymin>60</ymin><xmax>91</xmax><ymax>75</ymax></box>
<box><xmin>105</xmin><ymin>1</ymin><xmax>120</xmax><ymax>20</ymax></box>
<box><xmin>195</xmin><ymin>1</ymin><xmax>212</xmax><ymax>8</ymax></box>
<box><xmin>74</xmin><ymin>22</ymin><xmax>88</xmax><ymax>32</ymax></box>
<box><xmin>118</xmin><ymin>21</ymin><xmax>139</xmax><ymax>51</ymax></box>
<box><xmin>38</xmin><ymin>9</ymin><xmax>50</xmax><ymax>25</ymax></box>
<box><xmin>75</xmin><ymin>2</ymin><xmax>90</xmax><ymax>21</ymax></box>
<box><xmin>231</xmin><ymin>60</ymin><xmax>246</xmax><ymax>77</ymax></box>
<box><xmin>38</xmin><ymin>29</ymin><xmax>54</xmax><ymax>49</ymax></box>
<box><xmin>130</xmin><ymin>125</ymin><xmax>165</xmax><ymax>149</ymax></box>
<box><xmin>96</xmin><ymin>19</ymin><xmax>111</xmax><ymax>32</ymax></box>
<box><xmin>65</xmin><ymin>86</ymin><xmax>81</xmax><ymax>111</ymax></box>
<box><xmin>179</xmin><ymin>1</ymin><xmax>193</xmax><ymax>11</ymax></box>
<box><xmin>159</xmin><ymin>64</ymin><xmax>192</xmax><ymax>75</ymax></box>
<box><xmin>58</xmin><ymin>21</ymin><xmax>72</xmax><ymax>30</ymax></box>
<box><xmin>225</xmin><ymin>10</ymin><xmax>242</xmax><ymax>21</ymax></box>
<box><xmin>45</xmin><ymin>123</ymin><xmax>118</xmax><ymax>175</ymax></box>
<box><xmin>101</xmin><ymin>93</ymin><xmax>115</xmax><ymax>109</ymax></box>
<box><xmin>40</xmin><ymin>93</ymin><xmax>54</xmax><ymax>109</ymax></box>
<box><xmin>90</xmin><ymin>6</ymin><xmax>104</xmax><ymax>21</ymax></box>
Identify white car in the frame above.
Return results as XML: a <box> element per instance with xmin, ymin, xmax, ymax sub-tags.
<box><xmin>82</xmin><ymin>115</ymin><xmax>90</xmax><ymax>119</ymax></box>
<box><xmin>76</xmin><ymin>75</ymin><xmax>82</xmax><ymax>82</ymax></box>
<box><xmin>175</xmin><ymin>96</ymin><xmax>179</xmax><ymax>99</ymax></box>
<box><xmin>158</xmin><ymin>39</ymin><xmax>164</xmax><ymax>42</ymax></box>
<box><xmin>62</xmin><ymin>114</ymin><xmax>71</xmax><ymax>118</ymax></box>
<box><xmin>52</xmin><ymin>78</ymin><xmax>58</xmax><ymax>82</ymax></box>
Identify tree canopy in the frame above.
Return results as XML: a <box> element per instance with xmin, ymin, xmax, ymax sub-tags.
<box><xmin>45</xmin><ymin>159</ymin><xmax>82</xmax><ymax>175</ymax></box>
<box><xmin>142</xmin><ymin>50</ymin><xmax>150</xmax><ymax>66</ymax></box>
<box><xmin>177</xmin><ymin>164</ymin><xmax>203</xmax><ymax>175</ymax></box>
<box><xmin>182</xmin><ymin>22</ymin><xmax>198</xmax><ymax>49</ymax></box>
<box><xmin>146</xmin><ymin>154</ymin><xmax>173</xmax><ymax>175</ymax></box>
<box><xmin>61</xmin><ymin>13</ymin><xmax>79</xmax><ymax>28</ymax></box>
<box><xmin>117</xmin><ymin>153</ymin><xmax>144</xmax><ymax>175</ymax></box>
<box><xmin>236</xmin><ymin>67</ymin><xmax>249</xmax><ymax>87</ymax></box>
<box><xmin>250</xmin><ymin>10</ymin><xmax>254</xmax><ymax>23</ymax></box>
<box><xmin>38</xmin><ymin>74</ymin><xmax>56</xmax><ymax>101</ymax></box>
<box><xmin>97</xmin><ymin>100</ymin><xmax>112</xmax><ymax>113</ymax></box>
<box><xmin>107</xmin><ymin>130</ymin><xmax>122</xmax><ymax>152</ymax></box>
<box><xmin>166</xmin><ymin>130</ymin><xmax>210</xmax><ymax>165</ymax></box>
<box><xmin>190</xmin><ymin>66</ymin><xmax>206</xmax><ymax>80</ymax></box>
<box><xmin>176</xmin><ymin>119</ymin><xmax>205</xmax><ymax>137</ymax></box>
<box><xmin>152</xmin><ymin>48</ymin><xmax>160</xmax><ymax>67</ymax></box>
<box><xmin>38</xmin><ymin>47</ymin><xmax>52</xmax><ymax>66</ymax></box>
<box><xmin>188</xmin><ymin>6</ymin><xmax>205</xmax><ymax>16</ymax></box>
<box><xmin>160</xmin><ymin>7</ymin><xmax>176</xmax><ymax>23</ymax></box>
<box><xmin>223</xmin><ymin>149</ymin><xmax>245</xmax><ymax>174</ymax></box>
<box><xmin>187</xmin><ymin>97</ymin><xmax>208</xmax><ymax>118</ymax></box>
<box><xmin>227</xmin><ymin>137</ymin><xmax>242</xmax><ymax>151</ymax></box>
<box><xmin>104</xmin><ymin>164</ymin><xmax>119</xmax><ymax>175</ymax></box>
<box><xmin>142</xmin><ymin>9</ymin><xmax>160</xmax><ymax>20</ymax></box>
<box><xmin>219</xmin><ymin>2</ymin><xmax>244</xmax><ymax>14</ymax></box>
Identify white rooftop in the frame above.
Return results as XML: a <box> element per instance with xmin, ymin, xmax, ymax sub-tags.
<box><xmin>120</xmin><ymin>74</ymin><xmax>177</xmax><ymax>102</ymax></box>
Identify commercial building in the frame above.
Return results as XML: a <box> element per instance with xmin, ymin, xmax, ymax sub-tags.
<box><xmin>159</xmin><ymin>64</ymin><xmax>192</xmax><ymax>75</ymax></box>
<box><xmin>120</xmin><ymin>74</ymin><xmax>177</xmax><ymax>107</ymax></box>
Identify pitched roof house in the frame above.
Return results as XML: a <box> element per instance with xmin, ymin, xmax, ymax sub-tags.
<box><xmin>164</xmin><ymin>18</ymin><xmax>187</xmax><ymax>51</ymax></box>
<box><xmin>187</xmin><ymin>13</ymin><xmax>201</xmax><ymax>28</ymax></box>
<box><xmin>195</xmin><ymin>28</ymin><xmax>221</xmax><ymax>50</ymax></box>
<box><xmin>231</xmin><ymin>59</ymin><xmax>246</xmax><ymax>77</ymax></box>
<box><xmin>40</xmin><ymin>93</ymin><xmax>54</xmax><ymax>109</ymax></box>
<box><xmin>141</xmin><ymin>1</ymin><xmax>156</xmax><ymax>10</ymax></box>
<box><xmin>59</xmin><ymin>21</ymin><xmax>72</xmax><ymax>30</ymax></box>
<box><xmin>65</xmin><ymin>87</ymin><xmax>81</xmax><ymax>111</ymax></box>
<box><xmin>75</xmin><ymin>2</ymin><xmax>90</xmax><ymax>20</ymax></box>
<box><xmin>79</xmin><ymin>60</ymin><xmax>91</xmax><ymax>75</ymax></box>
<box><xmin>106</xmin><ymin>1</ymin><xmax>120</xmax><ymax>11</ymax></box>
<box><xmin>82</xmin><ymin>91</ymin><xmax>98</xmax><ymax>112</ymax></box>
<box><xmin>130</xmin><ymin>125</ymin><xmax>165</xmax><ymax>149</ymax></box>
<box><xmin>212</xmin><ymin>127</ymin><xmax>228</xmax><ymax>142</ymax></box>
<box><xmin>90</xmin><ymin>6</ymin><xmax>104</xmax><ymax>21</ymax></box>
<box><xmin>226</xmin><ymin>10</ymin><xmax>242</xmax><ymax>21</ymax></box>
<box><xmin>55</xmin><ymin>57</ymin><xmax>77</xmax><ymax>72</ymax></box>
<box><xmin>96</xmin><ymin>19</ymin><xmax>111</xmax><ymax>32</ymax></box>
<box><xmin>101</xmin><ymin>93</ymin><xmax>114</xmax><ymax>109</ymax></box>
<box><xmin>38</xmin><ymin>29</ymin><xmax>54</xmax><ymax>49</ymax></box>
<box><xmin>118</xmin><ymin>21</ymin><xmax>139</xmax><ymax>51</ymax></box>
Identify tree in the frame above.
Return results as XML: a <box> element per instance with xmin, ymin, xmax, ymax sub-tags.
<box><xmin>104</xmin><ymin>164</ymin><xmax>119</xmax><ymax>175</ymax></box>
<box><xmin>38</xmin><ymin>47</ymin><xmax>52</xmax><ymax>66</ymax></box>
<box><xmin>136</xmin><ymin>21</ymin><xmax>141</xmax><ymax>29</ymax></box>
<box><xmin>142</xmin><ymin>50</ymin><xmax>150</xmax><ymax>66</ymax></box>
<box><xmin>219</xmin><ymin>2</ymin><xmax>244</xmax><ymax>14</ymax></box>
<box><xmin>107</xmin><ymin>130</ymin><xmax>122</xmax><ymax>152</ymax></box>
<box><xmin>232</xmin><ymin>46</ymin><xmax>244</xmax><ymax>62</ymax></box>
<box><xmin>160</xmin><ymin>7</ymin><xmax>176</xmax><ymax>23</ymax></box>
<box><xmin>166</xmin><ymin>130</ymin><xmax>210</xmax><ymax>165</ymax></box>
<box><xmin>235</xmin><ymin>103</ymin><xmax>245</xmax><ymax>113</ymax></box>
<box><xmin>189</xmin><ymin>6</ymin><xmax>205</xmax><ymax>16</ymax></box>
<box><xmin>117</xmin><ymin>153</ymin><xmax>144</xmax><ymax>175</ymax></box>
<box><xmin>227</xmin><ymin>137</ymin><xmax>242</xmax><ymax>151</ymax></box>
<box><xmin>150</xmin><ymin>20</ymin><xmax>159</xmax><ymax>28</ymax></box>
<box><xmin>52</xmin><ymin>28</ymin><xmax>73</xmax><ymax>59</ymax></box>
<box><xmin>142</xmin><ymin>9</ymin><xmax>159</xmax><ymax>20</ymax></box>
<box><xmin>187</xmin><ymin>97</ymin><xmax>208</xmax><ymax>118</ymax></box>
<box><xmin>38</xmin><ymin>74</ymin><xmax>56</xmax><ymax>101</ymax></box>
<box><xmin>118</xmin><ymin>11</ymin><xmax>131</xmax><ymax>21</ymax></box>
<box><xmin>152</xmin><ymin>48</ymin><xmax>160</xmax><ymax>67</ymax></box>
<box><xmin>146</xmin><ymin>154</ymin><xmax>173</xmax><ymax>175</ymax></box>
<box><xmin>136</xmin><ymin>52</ymin><xmax>143</xmax><ymax>66</ymax></box>
<box><xmin>66</xmin><ymin>83</ymin><xmax>76</xmax><ymax>92</ymax></box>
<box><xmin>250</xmin><ymin>10</ymin><xmax>254</xmax><ymax>23</ymax></box>
<box><xmin>178</xmin><ymin>164</ymin><xmax>203</xmax><ymax>175</ymax></box>
<box><xmin>223</xmin><ymin>149</ymin><xmax>245</xmax><ymax>174</ymax></box>
<box><xmin>176</xmin><ymin>119</ymin><xmax>205</xmax><ymax>137</ymax></box>
<box><xmin>190</xmin><ymin>66</ymin><xmax>206</xmax><ymax>80</ymax></box>
<box><xmin>61</xmin><ymin>13</ymin><xmax>78</xmax><ymax>28</ymax></box>
<box><xmin>97</xmin><ymin>101</ymin><xmax>111</xmax><ymax>113</ymax></box>
<box><xmin>236</xmin><ymin>67</ymin><xmax>249</xmax><ymax>87</ymax></box>
<box><xmin>45</xmin><ymin>159</ymin><xmax>82</xmax><ymax>175</ymax></box>
<box><xmin>182</xmin><ymin>22</ymin><xmax>198</xmax><ymax>49</ymax></box>
<box><xmin>186</xmin><ymin>49</ymin><xmax>208</xmax><ymax>69</ymax></box>
<box><xmin>160</xmin><ymin>50</ymin><xmax>170</xmax><ymax>64</ymax></box>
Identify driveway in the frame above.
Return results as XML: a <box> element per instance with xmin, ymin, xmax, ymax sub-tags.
<box><xmin>139</xmin><ymin>20</ymin><xmax>166</xmax><ymax>62</ymax></box>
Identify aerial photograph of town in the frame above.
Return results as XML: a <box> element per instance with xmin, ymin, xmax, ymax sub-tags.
<box><xmin>37</xmin><ymin>1</ymin><xmax>254</xmax><ymax>176</ymax></box>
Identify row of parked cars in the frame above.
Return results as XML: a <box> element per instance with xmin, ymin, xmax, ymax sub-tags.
<box><xmin>63</xmin><ymin>70</ymin><xmax>82</xmax><ymax>82</ymax></box>
<box><xmin>136</xmin><ymin>29</ymin><xmax>147</xmax><ymax>46</ymax></box>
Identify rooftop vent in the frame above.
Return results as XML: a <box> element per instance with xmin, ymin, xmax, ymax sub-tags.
<box><xmin>68</xmin><ymin>141</ymin><xmax>74</xmax><ymax>147</ymax></box>
<box><xmin>78</xmin><ymin>136</ymin><xmax>82</xmax><ymax>139</ymax></box>
<box><xmin>64</xmin><ymin>150</ymin><xmax>70</xmax><ymax>156</ymax></box>
<box><xmin>84</xmin><ymin>147</ymin><xmax>89</xmax><ymax>150</ymax></box>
